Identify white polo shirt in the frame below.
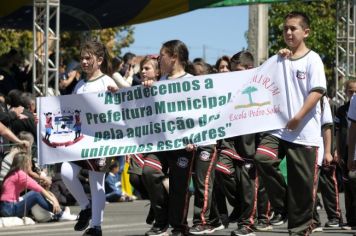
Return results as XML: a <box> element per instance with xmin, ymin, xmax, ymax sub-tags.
<box><xmin>270</xmin><ymin>50</ymin><xmax>327</xmax><ymax>147</ymax></box>
<box><xmin>74</xmin><ymin>74</ymin><xmax>116</xmax><ymax>94</ymax></box>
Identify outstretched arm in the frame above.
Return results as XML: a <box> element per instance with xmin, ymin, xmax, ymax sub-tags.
<box><xmin>0</xmin><ymin>121</ymin><xmax>29</xmax><ymax>149</ymax></box>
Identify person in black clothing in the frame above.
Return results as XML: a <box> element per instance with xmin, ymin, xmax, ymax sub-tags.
<box><xmin>335</xmin><ymin>79</ymin><xmax>356</xmax><ymax>229</ymax></box>
<box><xmin>59</xmin><ymin>61</ymin><xmax>81</xmax><ymax>95</ymax></box>
<box><xmin>0</xmin><ymin>49</ymin><xmax>23</xmax><ymax>95</ymax></box>
<box><xmin>215</xmin><ymin>51</ymin><xmax>264</xmax><ymax>236</ymax></box>
<box><xmin>187</xmin><ymin>144</ymin><xmax>224</xmax><ymax>235</ymax></box>
<box><xmin>5</xmin><ymin>89</ymin><xmax>36</xmax><ymax>139</ymax></box>
<box><xmin>142</xmin><ymin>40</ymin><xmax>194</xmax><ymax>236</ymax></box>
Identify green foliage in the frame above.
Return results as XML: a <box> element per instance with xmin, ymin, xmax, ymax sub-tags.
<box><xmin>0</xmin><ymin>29</ymin><xmax>33</xmax><ymax>56</ymax></box>
<box><xmin>268</xmin><ymin>0</ymin><xmax>336</xmax><ymax>83</ymax></box>
<box><xmin>0</xmin><ymin>26</ymin><xmax>134</xmax><ymax>62</ymax></box>
<box><xmin>61</xmin><ymin>26</ymin><xmax>135</xmax><ymax>62</ymax></box>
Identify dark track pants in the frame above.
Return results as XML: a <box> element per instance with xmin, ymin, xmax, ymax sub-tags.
<box><xmin>254</xmin><ymin>134</ymin><xmax>319</xmax><ymax>235</ymax></box>
<box><xmin>192</xmin><ymin>149</ymin><xmax>220</xmax><ymax>226</ymax></box>
<box><xmin>142</xmin><ymin>150</ymin><xmax>193</xmax><ymax>233</ymax></box>
<box><xmin>318</xmin><ymin>163</ymin><xmax>343</xmax><ymax>222</ymax></box>
<box><xmin>216</xmin><ymin>151</ymin><xmax>258</xmax><ymax>228</ymax></box>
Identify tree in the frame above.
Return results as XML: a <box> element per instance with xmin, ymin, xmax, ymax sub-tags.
<box><xmin>0</xmin><ymin>29</ymin><xmax>33</xmax><ymax>57</ymax></box>
<box><xmin>242</xmin><ymin>86</ymin><xmax>258</xmax><ymax>104</ymax></box>
<box><xmin>268</xmin><ymin>0</ymin><xmax>336</xmax><ymax>84</ymax></box>
<box><xmin>0</xmin><ymin>26</ymin><xmax>134</xmax><ymax>61</ymax></box>
<box><xmin>60</xmin><ymin>26</ymin><xmax>134</xmax><ymax>62</ymax></box>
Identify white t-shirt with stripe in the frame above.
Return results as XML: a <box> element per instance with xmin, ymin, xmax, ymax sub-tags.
<box><xmin>270</xmin><ymin>50</ymin><xmax>327</xmax><ymax>147</ymax></box>
<box><xmin>73</xmin><ymin>74</ymin><xmax>116</xmax><ymax>94</ymax></box>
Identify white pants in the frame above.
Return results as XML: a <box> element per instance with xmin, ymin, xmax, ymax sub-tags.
<box><xmin>61</xmin><ymin>162</ymin><xmax>105</xmax><ymax>227</ymax></box>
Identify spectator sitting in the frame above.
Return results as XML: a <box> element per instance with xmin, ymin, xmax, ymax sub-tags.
<box><xmin>0</xmin><ymin>131</ymin><xmax>50</xmax><ymax>187</ymax></box>
<box><xmin>0</xmin><ymin>152</ymin><xmax>76</xmax><ymax>221</ymax></box>
<box><xmin>105</xmin><ymin>162</ymin><xmax>133</xmax><ymax>202</ymax></box>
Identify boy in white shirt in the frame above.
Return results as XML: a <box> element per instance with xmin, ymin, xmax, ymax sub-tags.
<box><xmin>254</xmin><ymin>11</ymin><xmax>327</xmax><ymax>236</ymax></box>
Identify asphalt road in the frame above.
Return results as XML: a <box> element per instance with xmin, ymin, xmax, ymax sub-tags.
<box><xmin>0</xmin><ymin>194</ymin><xmax>354</xmax><ymax>236</ymax></box>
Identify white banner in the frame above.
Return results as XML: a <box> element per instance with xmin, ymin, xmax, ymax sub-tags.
<box><xmin>37</xmin><ymin>55</ymin><xmax>290</xmax><ymax>165</ymax></box>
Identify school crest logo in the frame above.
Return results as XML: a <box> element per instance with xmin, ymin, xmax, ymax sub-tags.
<box><xmin>42</xmin><ymin>108</ymin><xmax>84</xmax><ymax>148</ymax></box>
<box><xmin>199</xmin><ymin>151</ymin><xmax>210</xmax><ymax>161</ymax></box>
<box><xmin>296</xmin><ymin>70</ymin><xmax>306</xmax><ymax>80</ymax></box>
<box><xmin>177</xmin><ymin>157</ymin><xmax>189</xmax><ymax>168</ymax></box>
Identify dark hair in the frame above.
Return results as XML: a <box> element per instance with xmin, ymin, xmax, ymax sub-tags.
<box><xmin>109</xmin><ymin>161</ymin><xmax>119</xmax><ymax>171</ymax></box>
<box><xmin>6</xmin><ymin>89</ymin><xmax>23</xmax><ymax>107</ymax></box>
<box><xmin>284</xmin><ymin>11</ymin><xmax>310</xmax><ymax>29</ymax></box>
<box><xmin>80</xmin><ymin>40</ymin><xmax>113</xmax><ymax>76</ymax></box>
<box><xmin>123</xmin><ymin>52</ymin><xmax>136</xmax><ymax>64</ymax></box>
<box><xmin>193</xmin><ymin>57</ymin><xmax>205</xmax><ymax>63</ymax></box>
<box><xmin>161</xmin><ymin>40</ymin><xmax>189</xmax><ymax>70</ymax></box>
<box><xmin>112</xmin><ymin>56</ymin><xmax>123</xmax><ymax>72</ymax></box>
<box><xmin>215</xmin><ymin>55</ymin><xmax>230</xmax><ymax>71</ymax></box>
<box><xmin>192</xmin><ymin>61</ymin><xmax>214</xmax><ymax>75</ymax></box>
<box><xmin>230</xmin><ymin>51</ymin><xmax>254</xmax><ymax>69</ymax></box>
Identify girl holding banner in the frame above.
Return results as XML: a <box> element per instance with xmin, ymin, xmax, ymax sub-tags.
<box><xmin>61</xmin><ymin>40</ymin><xmax>117</xmax><ymax>236</ymax></box>
<box><xmin>142</xmin><ymin>39</ymin><xmax>196</xmax><ymax>236</ymax></box>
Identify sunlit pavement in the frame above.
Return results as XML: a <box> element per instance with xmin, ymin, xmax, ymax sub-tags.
<box><xmin>0</xmin><ymin>193</ymin><xmax>354</xmax><ymax>236</ymax></box>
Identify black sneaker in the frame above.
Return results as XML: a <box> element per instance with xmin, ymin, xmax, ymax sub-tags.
<box><xmin>270</xmin><ymin>213</ymin><xmax>287</xmax><ymax>226</ymax></box>
<box><xmin>74</xmin><ymin>208</ymin><xmax>92</xmax><ymax>231</ymax></box>
<box><xmin>171</xmin><ymin>229</ymin><xmax>188</xmax><ymax>236</ymax></box>
<box><xmin>211</xmin><ymin>223</ymin><xmax>225</xmax><ymax>232</ymax></box>
<box><xmin>144</xmin><ymin>225</ymin><xmax>169</xmax><ymax>236</ymax></box>
<box><xmin>82</xmin><ymin>227</ymin><xmax>102</xmax><ymax>236</ymax></box>
<box><xmin>231</xmin><ymin>226</ymin><xmax>256</xmax><ymax>236</ymax></box>
<box><xmin>324</xmin><ymin>218</ymin><xmax>340</xmax><ymax>227</ymax></box>
<box><xmin>189</xmin><ymin>224</ymin><xmax>214</xmax><ymax>235</ymax></box>
<box><xmin>255</xmin><ymin>222</ymin><xmax>273</xmax><ymax>231</ymax></box>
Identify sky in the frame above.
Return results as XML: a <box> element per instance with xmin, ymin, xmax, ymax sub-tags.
<box><xmin>121</xmin><ymin>6</ymin><xmax>249</xmax><ymax>65</ymax></box>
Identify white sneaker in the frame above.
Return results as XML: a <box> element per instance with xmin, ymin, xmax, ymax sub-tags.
<box><xmin>59</xmin><ymin>210</ymin><xmax>78</xmax><ymax>221</ymax></box>
<box><xmin>312</xmin><ymin>226</ymin><xmax>323</xmax><ymax>233</ymax></box>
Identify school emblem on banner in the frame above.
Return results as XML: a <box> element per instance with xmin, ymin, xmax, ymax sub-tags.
<box><xmin>41</xmin><ymin>108</ymin><xmax>84</xmax><ymax>147</ymax></box>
